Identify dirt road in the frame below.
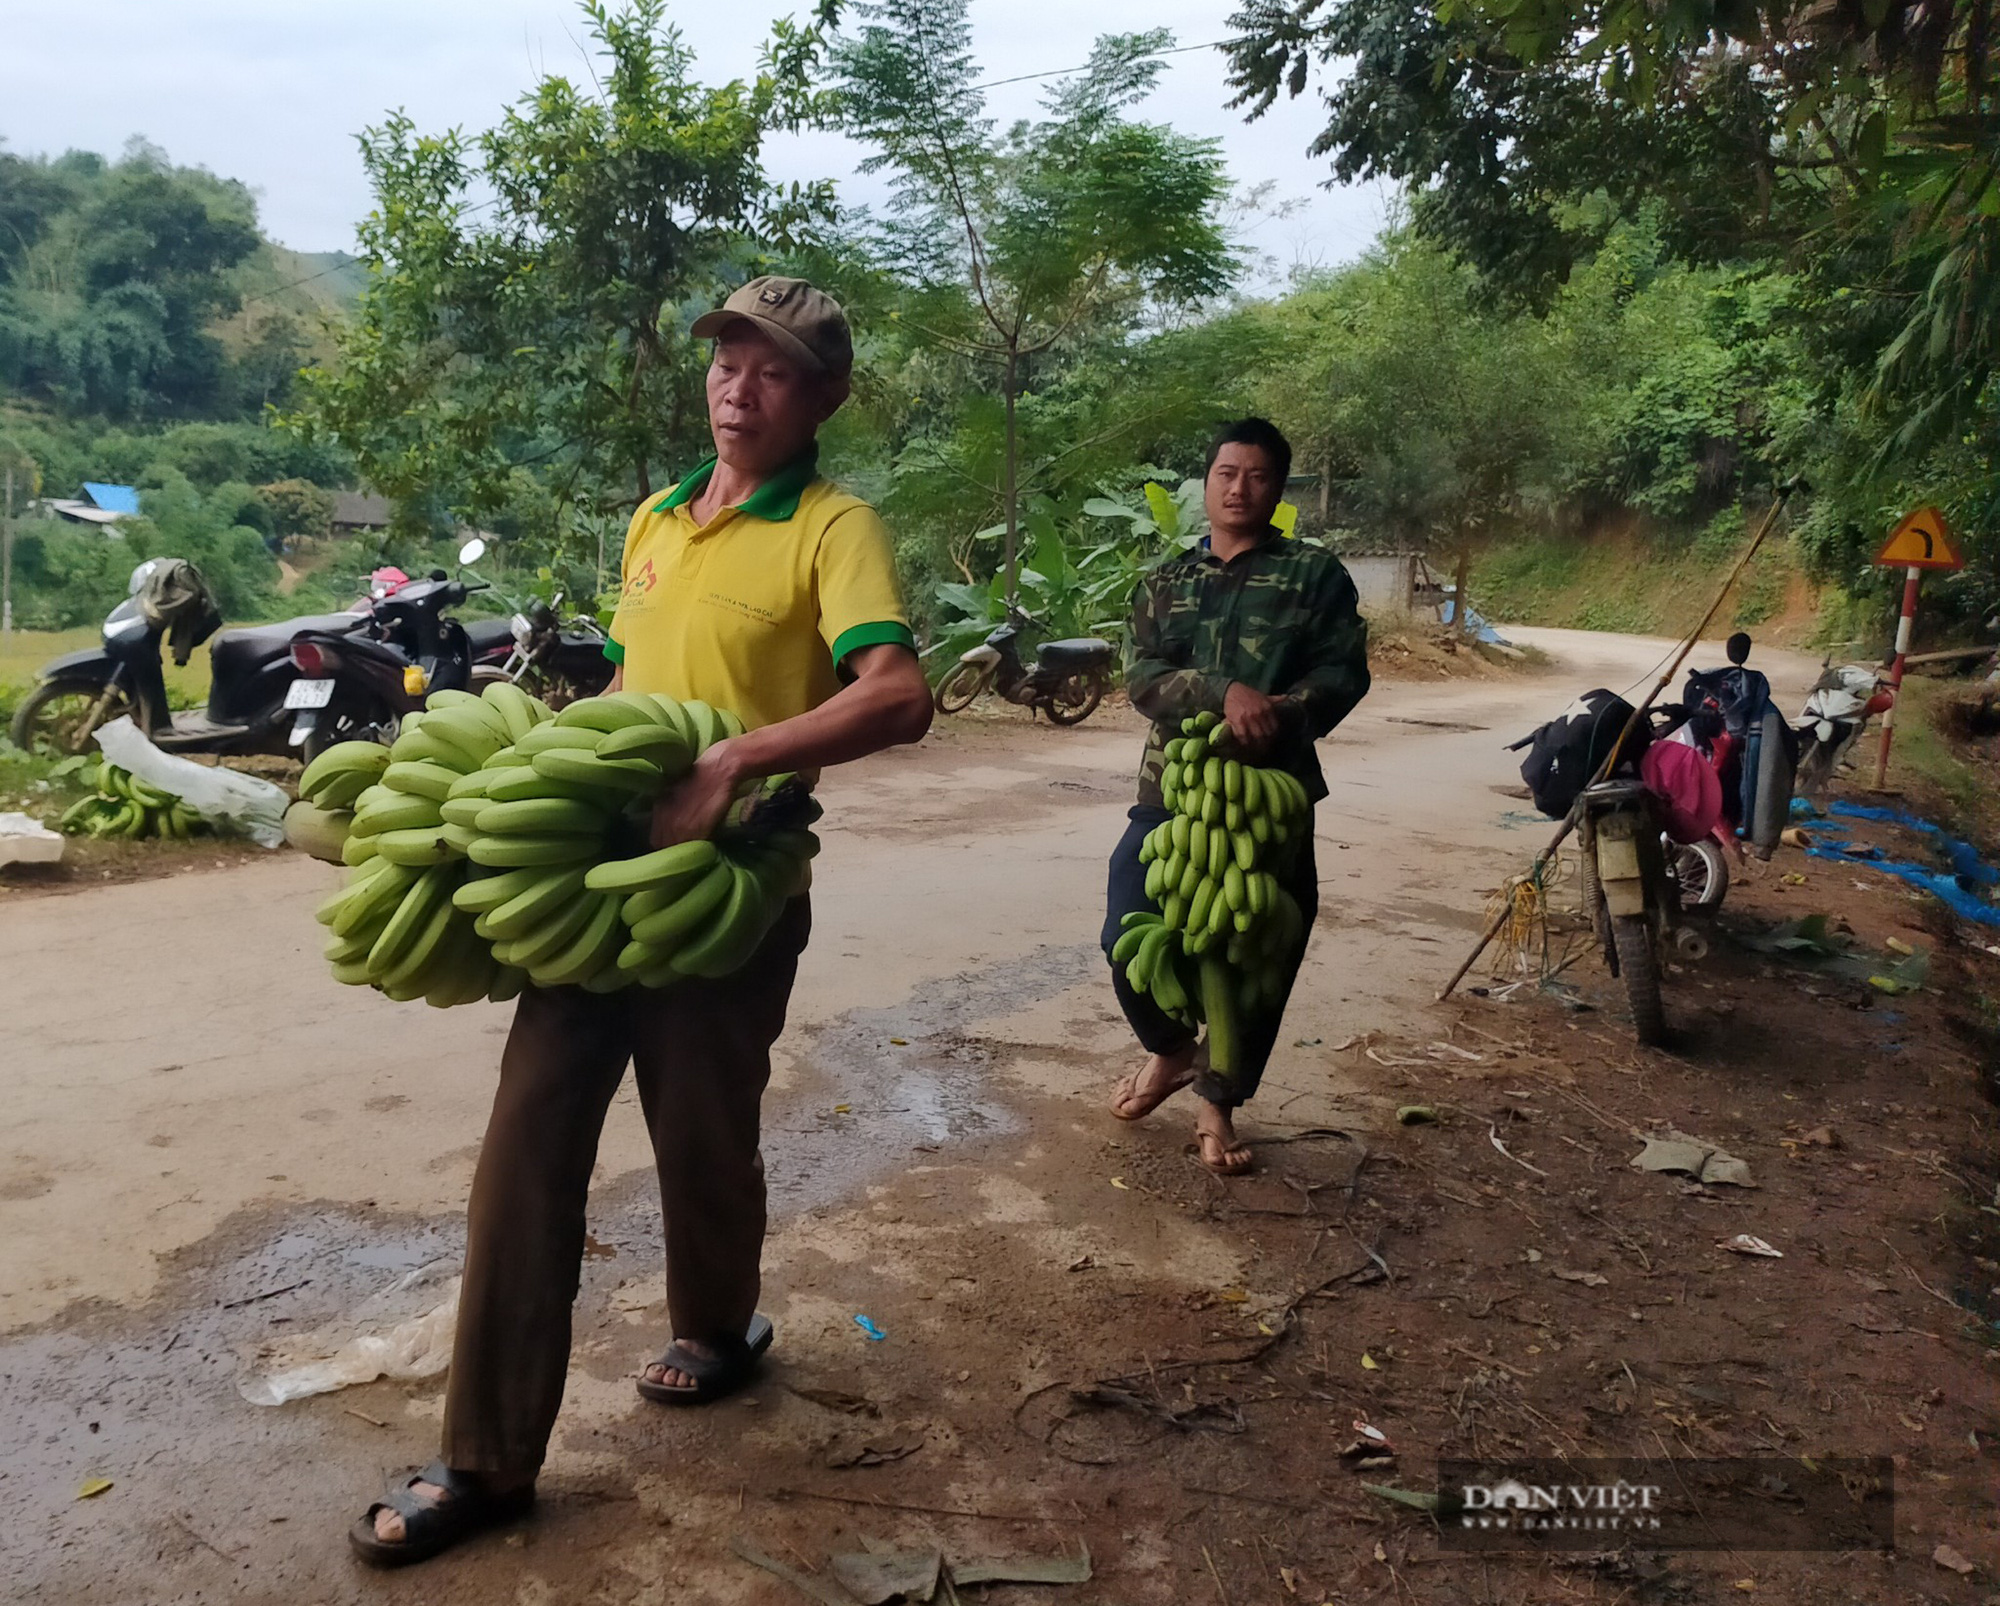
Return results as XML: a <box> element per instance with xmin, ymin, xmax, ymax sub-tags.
<box><xmin>4</xmin><ymin>630</ymin><xmax>1993</xmax><ymax>1603</ymax></box>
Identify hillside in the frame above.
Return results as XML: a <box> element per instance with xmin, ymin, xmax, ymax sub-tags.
<box><xmin>1473</xmin><ymin>527</ymin><xmax>1834</xmax><ymax>651</ymax></box>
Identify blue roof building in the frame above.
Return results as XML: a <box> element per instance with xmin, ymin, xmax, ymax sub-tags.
<box><xmin>79</xmin><ymin>483</ymin><xmax>142</xmax><ymax>515</ymax></box>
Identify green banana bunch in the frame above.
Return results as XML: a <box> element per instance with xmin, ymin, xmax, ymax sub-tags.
<box><xmin>317</xmin><ymin>683</ymin><xmax>815</xmax><ymax>1003</ymax></box>
<box><xmin>1118</xmin><ymin>709</ymin><xmax>1315</xmax><ymax>1087</ymax></box>
<box><xmin>56</xmin><ymin>760</ymin><xmax>206</xmax><ymax>841</ymax></box>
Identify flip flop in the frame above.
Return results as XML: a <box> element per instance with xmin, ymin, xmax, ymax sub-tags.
<box><xmin>1195</xmin><ymin>1129</ymin><xmax>1253</xmax><ymax>1175</ymax></box>
<box><xmin>1109</xmin><ymin>1044</ymin><xmax>1203</xmax><ymax>1121</ymax></box>
<box><xmin>637</xmin><ymin>1313</ymin><xmax>775</xmax><ymax>1406</ymax></box>
<box><xmin>348</xmin><ymin>1461</ymin><xmax>534</xmax><ymax>1568</ymax></box>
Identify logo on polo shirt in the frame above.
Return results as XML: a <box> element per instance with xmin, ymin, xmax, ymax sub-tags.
<box><xmin>624</xmin><ymin>558</ymin><xmax>658</xmax><ymax>599</ymax></box>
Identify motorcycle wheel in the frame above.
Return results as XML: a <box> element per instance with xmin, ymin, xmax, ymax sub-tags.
<box><xmin>1668</xmin><ymin>837</ymin><xmax>1729</xmax><ymax>909</ymax></box>
<box><xmin>1041</xmin><ymin>671</ymin><xmax>1106</xmax><ymax>727</ymax></box>
<box><xmin>934</xmin><ymin>662</ymin><xmax>988</xmax><ymax>715</ymax></box>
<box><xmin>1609</xmin><ymin>914</ymin><xmax>1666</xmax><ymax>1046</ymax></box>
<box><xmin>9</xmin><ymin>678</ymin><xmax>135</xmax><ymax>756</ymax></box>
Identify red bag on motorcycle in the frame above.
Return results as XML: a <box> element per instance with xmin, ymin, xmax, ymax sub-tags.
<box><xmin>1640</xmin><ymin>729</ymin><xmax>1724</xmax><ymax>843</ymax></box>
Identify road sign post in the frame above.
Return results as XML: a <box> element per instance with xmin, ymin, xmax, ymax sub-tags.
<box><xmin>1869</xmin><ymin>505</ymin><xmax>1963</xmax><ymax>789</ymax></box>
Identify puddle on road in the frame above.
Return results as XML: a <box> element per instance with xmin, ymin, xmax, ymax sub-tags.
<box><xmin>0</xmin><ymin>944</ymin><xmax>1099</xmax><ymax>1595</ymax></box>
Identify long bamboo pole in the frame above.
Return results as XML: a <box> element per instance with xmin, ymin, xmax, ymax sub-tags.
<box><xmin>1436</xmin><ymin>481</ymin><xmax>1800</xmax><ymax>1002</ymax></box>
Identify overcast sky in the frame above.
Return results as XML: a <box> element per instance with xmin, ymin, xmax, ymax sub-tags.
<box><xmin>3</xmin><ymin>0</ymin><xmax>1389</xmax><ymax>286</ymax></box>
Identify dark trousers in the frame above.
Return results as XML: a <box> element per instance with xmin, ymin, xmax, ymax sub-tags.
<box><xmin>1100</xmin><ymin>805</ymin><xmax>1317</xmax><ymax>1108</ymax></box>
<box><xmin>440</xmin><ymin>897</ymin><xmax>811</xmax><ymax>1477</ymax></box>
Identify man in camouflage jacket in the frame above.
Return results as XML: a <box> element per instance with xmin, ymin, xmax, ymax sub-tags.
<box><xmin>1102</xmin><ymin>418</ymin><xmax>1370</xmax><ymax>1172</ymax></box>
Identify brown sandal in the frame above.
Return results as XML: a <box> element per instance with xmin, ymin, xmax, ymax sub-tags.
<box><xmin>1194</xmin><ymin>1129</ymin><xmax>1253</xmax><ymax>1175</ymax></box>
<box><xmin>1109</xmin><ymin>1044</ymin><xmax>1203</xmax><ymax>1121</ymax></box>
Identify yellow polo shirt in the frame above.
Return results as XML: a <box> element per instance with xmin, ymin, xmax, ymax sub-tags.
<box><xmin>605</xmin><ymin>449</ymin><xmax>914</xmax><ymax>731</ymax></box>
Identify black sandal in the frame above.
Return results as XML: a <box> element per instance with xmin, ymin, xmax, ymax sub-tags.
<box><xmin>348</xmin><ymin>1461</ymin><xmax>535</xmax><ymax>1568</ymax></box>
<box><xmin>636</xmin><ymin>1313</ymin><xmax>775</xmax><ymax>1406</ymax></box>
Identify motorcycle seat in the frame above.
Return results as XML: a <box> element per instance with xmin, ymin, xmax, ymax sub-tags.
<box><xmin>464</xmin><ymin>618</ymin><xmax>515</xmax><ymax>652</ymax></box>
<box><xmin>1037</xmin><ymin>637</ymin><xmax>1113</xmax><ymax>669</ymax></box>
<box><xmin>208</xmin><ymin>615</ymin><xmax>367</xmax><ymax>680</ymax></box>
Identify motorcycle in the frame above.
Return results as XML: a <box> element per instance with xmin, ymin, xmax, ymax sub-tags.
<box><xmin>1794</xmin><ymin>663</ymin><xmax>1894</xmax><ymax>798</ymax></box>
<box><xmin>932</xmin><ymin>605</ymin><xmax>1115</xmax><ymax>726</ymax></box>
<box><xmin>1512</xmin><ymin>693</ymin><xmax>1725</xmax><ymax>1046</ymax></box>
<box><xmin>284</xmin><ymin>540</ymin><xmax>491</xmax><ymax>760</ymax></box>
<box><xmin>470</xmin><ymin>589</ymin><xmax>614</xmax><ymax>708</ymax></box>
<box><xmin>9</xmin><ymin>558</ymin><xmax>375</xmax><ymax>759</ymax></box>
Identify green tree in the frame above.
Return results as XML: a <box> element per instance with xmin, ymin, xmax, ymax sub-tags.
<box><xmin>288</xmin><ymin>0</ymin><xmax>833</xmax><ymax>541</ymax></box>
<box><xmin>832</xmin><ymin>1</ymin><xmax>1237</xmax><ymax>602</ymax></box>
<box><xmin>256</xmin><ymin>477</ymin><xmax>336</xmax><ymax>546</ymax></box>
<box><xmin>0</xmin><ymin>141</ymin><xmax>259</xmax><ymax>417</ymax></box>
<box><xmin>1223</xmin><ymin>0</ymin><xmax>1999</xmax><ymax>612</ymax></box>
<box><xmin>1249</xmin><ymin>231</ymin><xmax>1564</xmax><ymax>629</ymax></box>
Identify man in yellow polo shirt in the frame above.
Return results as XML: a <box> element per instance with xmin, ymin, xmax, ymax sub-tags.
<box><xmin>353</xmin><ymin>277</ymin><xmax>932</xmax><ymax>1567</ymax></box>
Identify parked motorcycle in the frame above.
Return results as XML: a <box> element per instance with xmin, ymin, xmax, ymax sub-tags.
<box><xmin>284</xmin><ymin>540</ymin><xmax>491</xmax><ymax>760</ymax></box>
<box><xmin>1794</xmin><ymin>663</ymin><xmax>1894</xmax><ymax>798</ymax></box>
<box><xmin>932</xmin><ymin>605</ymin><xmax>1115</xmax><ymax>726</ymax></box>
<box><xmin>470</xmin><ymin>590</ymin><xmax>613</xmax><ymax>708</ymax></box>
<box><xmin>1513</xmin><ymin>691</ymin><xmax>1724</xmax><ymax>1045</ymax></box>
<box><xmin>10</xmin><ymin>558</ymin><xmax>373</xmax><ymax>759</ymax></box>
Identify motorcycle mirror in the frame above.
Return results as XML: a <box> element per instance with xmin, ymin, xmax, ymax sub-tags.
<box><xmin>458</xmin><ymin>537</ymin><xmax>487</xmax><ymax>566</ymax></box>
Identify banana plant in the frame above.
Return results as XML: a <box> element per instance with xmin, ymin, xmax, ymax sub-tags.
<box><xmin>923</xmin><ymin>482</ymin><xmax>1209</xmax><ymax>673</ymax></box>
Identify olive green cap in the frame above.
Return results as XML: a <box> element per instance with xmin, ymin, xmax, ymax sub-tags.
<box><xmin>690</xmin><ymin>275</ymin><xmax>853</xmax><ymax>378</ymax></box>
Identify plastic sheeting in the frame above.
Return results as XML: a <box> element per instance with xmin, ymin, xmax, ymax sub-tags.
<box><xmin>1798</xmin><ymin>799</ymin><xmax>2000</xmax><ymax>928</ymax></box>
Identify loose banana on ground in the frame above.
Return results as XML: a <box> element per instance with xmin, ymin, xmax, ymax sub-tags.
<box><xmin>57</xmin><ymin>760</ymin><xmax>211</xmax><ymax>842</ymax></box>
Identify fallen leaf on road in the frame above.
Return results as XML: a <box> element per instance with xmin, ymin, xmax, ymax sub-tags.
<box><xmin>951</xmin><ymin>1544</ymin><xmax>1092</xmax><ymax>1587</ymax></box>
<box><xmin>1361</xmin><ymin>1352</ymin><xmax>1380</xmax><ymax>1370</ymax></box>
<box><xmin>1361</xmin><ymin>1483</ymin><xmax>1436</xmax><ymax>1512</ymax></box>
<box><xmin>1109</xmin><ymin>1177</ymin><xmax>1128</xmax><ymax>1190</ymax></box>
<box><xmin>1632</xmin><ymin>1130</ymin><xmax>1756</xmax><ymax>1187</ymax></box>
<box><xmin>1553</xmin><ymin>1268</ymin><xmax>1610</xmax><ymax>1287</ymax></box>
<box><xmin>1719</xmin><ymin>1235</ymin><xmax>1784</xmax><ymax>1258</ymax></box>
<box><xmin>823</xmin><ymin>1425</ymin><xmax>926</xmax><ymax>1469</ymax></box>
<box><xmin>830</xmin><ymin>1545</ymin><xmax>942</xmax><ymax>1603</ymax></box>
<box><xmin>75</xmin><ymin>1478</ymin><xmax>112</xmax><ymax>1500</ymax></box>
<box><xmin>785</xmin><ymin>1383</ymin><xmax>881</xmax><ymax>1416</ymax></box>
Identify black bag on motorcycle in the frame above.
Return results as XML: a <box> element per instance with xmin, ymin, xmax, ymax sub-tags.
<box><xmin>1516</xmin><ymin>689</ymin><xmax>1652</xmax><ymax>819</ymax></box>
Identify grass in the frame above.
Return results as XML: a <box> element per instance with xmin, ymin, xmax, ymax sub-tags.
<box><xmin>1473</xmin><ymin>530</ymin><xmax>1810</xmax><ymax>641</ymax></box>
<box><xmin>0</xmin><ymin>628</ymin><xmax>211</xmax><ymax>728</ymax></box>
<box><xmin>1885</xmin><ymin>675</ymin><xmax>2000</xmax><ymax>842</ymax></box>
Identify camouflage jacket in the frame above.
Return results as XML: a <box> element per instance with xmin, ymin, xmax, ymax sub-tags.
<box><xmin>1125</xmin><ymin>536</ymin><xmax>1370</xmax><ymax>807</ymax></box>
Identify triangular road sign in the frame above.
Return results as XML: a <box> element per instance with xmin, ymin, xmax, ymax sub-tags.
<box><xmin>1875</xmin><ymin>505</ymin><xmax>1962</xmax><ymax>570</ymax></box>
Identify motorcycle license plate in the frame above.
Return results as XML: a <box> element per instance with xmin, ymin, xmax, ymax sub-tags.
<box><xmin>285</xmin><ymin>678</ymin><xmax>335</xmax><ymax>710</ymax></box>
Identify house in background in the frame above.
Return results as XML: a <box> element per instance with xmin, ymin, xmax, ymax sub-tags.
<box><xmin>1339</xmin><ymin>547</ymin><xmax>1433</xmax><ymax>617</ymax></box>
<box><xmin>330</xmin><ymin>491</ymin><xmax>392</xmax><ymax>536</ymax></box>
<box><xmin>44</xmin><ymin>482</ymin><xmax>142</xmax><ymax>528</ymax></box>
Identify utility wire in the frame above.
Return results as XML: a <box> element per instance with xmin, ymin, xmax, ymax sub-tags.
<box><xmin>976</xmin><ymin>38</ymin><xmax>1230</xmax><ymax>91</ymax></box>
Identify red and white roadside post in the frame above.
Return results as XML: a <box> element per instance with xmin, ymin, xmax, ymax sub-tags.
<box><xmin>1872</xmin><ymin>564</ymin><xmax>1922</xmax><ymax>789</ymax></box>
<box><xmin>1867</xmin><ymin>504</ymin><xmax>1963</xmax><ymax>791</ymax></box>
